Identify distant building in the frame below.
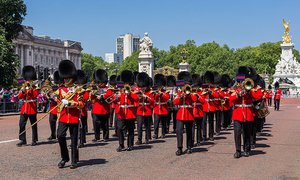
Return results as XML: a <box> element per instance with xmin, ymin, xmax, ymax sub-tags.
<box><xmin>105</xmin><ymin>53</ymin><xmax>123</xmax><ymax>64</ymax></box>
<box><xmin>116</xmin><ymin>33</ymin><xmax>140</xmax><ymax>60</ymax></box>
<box><xmin>13</xmin><ymin>26</ymin><xmax>83</xmax><ymax>76</ymax></box>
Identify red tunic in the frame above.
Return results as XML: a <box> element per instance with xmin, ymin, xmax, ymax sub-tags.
<box><xmin>230</xmin><ymin>88</ymin><xmax>262</xmax><ymax>122</ymax></box>
<box><xmin>221</xmin><ymin>88</ymin><xmax>231</xmax><ymax>111</ymax></box>
<box><xmin>201</xmin><ymin>88</ymin><xmax>219</xmax><ymax>113</ymax></box>
<box><xmin>91</xmin><ymin>86</ymin><xmax>114</xmax><ymax>115</ymax></box>
<box><xmin>193</xmin><ymin>91</ymin><xmax>205</xmax><ymax>118</ymax></box>
<box><xmin>136</xmin><ymin>90</ymin><xmax>154</xmax><ymax>116</ymax></box>
<box><xmin>117</xmin><ymin>92</ymin><xmax>139</xmax><ymax>120</ymax></box>
<box><xmin>266</xmin><ymin>90</ymin><xmax>273</xmax><ymax>99</ymax></box>
<box><xmin>56</xmin><ymin>86</ymin><xmax>84</xmax><ymax>123</ymax></box>
<box><xmin>174</xmin><ymin>92</ymin><xmax>197</xmax><ymax>121</ymax></box>
<box><xmin>49</xmin><ymin>100</ymin><xmax>58</xmax><ymax>115</ymax></box>
<box><xmin>81</xmin><ymin>91</ymin><xmax>90</xmax><ymax>117</ymax></box>
<box><xmin>18</xmin><ymin>88</ymin><xmax>39</xmax><ymax>115</ymax></box>
<box><xmin>274</xmin><ymin>89</ymin><xmax>282</xmax><ymax>100</ymax></box>
<box><xmin>153</xmin><ymin>90</ymin><xmax>170</xmax><ymax>115</ymax></box>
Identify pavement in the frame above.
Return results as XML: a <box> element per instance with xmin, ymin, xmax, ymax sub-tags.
<box><xmin>0</xmin><ymin>101</ymin><xmax>300</xmax><ymax>179</ymax></box>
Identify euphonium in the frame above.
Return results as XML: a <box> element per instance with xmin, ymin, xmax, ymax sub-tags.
<box><xmin>243</xmin><ymin>78</ymin><xmax>254</xmax><ymax>91</ymax></box>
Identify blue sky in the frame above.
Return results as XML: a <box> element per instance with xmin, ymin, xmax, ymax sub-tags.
<box><xmin>23</xmin><ymin>0</ymin><xmax>300</xmax><ymax>58</ymax></box>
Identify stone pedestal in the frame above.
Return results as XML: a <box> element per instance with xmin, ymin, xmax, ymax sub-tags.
<box><xmin>138</xmin><ymin>52</ymin><xmax>154</xmax><ymax>78</ymax></box>
<box><xmin>273</xmin><ymin>42</ymin><xmax>300</xmax><ymax>94</ymax></box>
<box><xmin>179</xmin><ymin>62</ymin><xmax>189</xmax><ymax>72</ymax></box>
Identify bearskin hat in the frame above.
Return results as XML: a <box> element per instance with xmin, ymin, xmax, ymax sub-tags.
<box><xmin>275</xmin><ymin>81</ymin><xmax>279</xmax><ymax>89</ymax></box>
<box><xmin>94</xmin><ymin>69</ymin><xmax>108</xmax><ymax>84</ymax></box>
<box><xmin>177</xmin><ymin>71</ymin><xmax>192</xmax><ymax>85</ymax></box>
<box><xmin>213</xmin><ymin>71</ymin><xmax>222</xmax><ymax>84</ymax></box>
<box><xmin>268</xmin><ymin>84</ymin><xmax>272</xmax><ymax>90</ymax></box>
<box><xmin>133</xmin><ymin>71</ymin><xmax>139</xmax><ymax>83</ymax></box>
<box><xmin>76</xmin><ymin>70</ymin><xmax>87</xmax><ymax>85</ymax></box>
<box><xmin>53</xmin><ymin>71</ymin><xmax>62</xmax><ymax>85</ymax></box>
<box><xmin>149</xmin><ymin>77</ymin><xmax>153</xmax><ymax>87</ymax></box>
<box><xmin>137</xmin><ymin>72</ymin><xmax>150</xmax><ymax>88</ymax></box>
<box><xmin>120</xmin><ymin>70</ymin><xmax>134</xmax><ymax>85</ymax></box>
<box><xmin>22</xmin><ymin>65</ymin><xmax>37</xmax><ymax>81</ymax></box>
<box><xmin>237</xmin><ymin>66</ymin><xmax>252</xmax><ymax>79</ymax></box>
<box><xmin>192</xmin><ymin>74</ymin><xmax>202</xmax><ymax>87</ymax></box>
<box><xmin>109</xmin><ymin>75</ymin><xmax>117</xmax><ymax>86</ymax></box>
<box><xmin>154</xmin><ymin>74</ymin><xmax>166</xmax><ymax>86</ymax></box>
<box><xmin>204</xmin><ymin>71</ymin><xmax>214</xmax><ymax>84</ymax></box>
<box><xmin>166</xmin><ymin>75</ymin><xmax>176</xmax><ymax>87</ymax></box>
<box><xmin>256</xmin><ymin>75</ymin><xmax>265</xmax><ymax>89</ymax></box>
<box><xmin>58</xmin><ymin>60</ymin><xmax>77</xmax><ymax>80</ymax></box>
<box><xmin>221</xmin><ymin>74</ymin><xmax>231</xmax><ymax>88</ymax></box>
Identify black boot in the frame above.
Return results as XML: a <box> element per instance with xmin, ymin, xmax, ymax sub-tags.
<box><xmin>176</xmin><ymin>148</ymin><xmax>183</xmax><ymax>156</ymax></box>
<box><xmin>234</xmin><ymin>151</ymin><xmax>241</xmax><ymax>158</ymax></box>
<box><xmin>16</xmin><ymin>141</ymin><xmax>26</xmax><ymax>147</ymax></box>
<box><xmin>58</xmin><ymin>159</ymin><xmax>69</xmax><ymax>168</ymax></box>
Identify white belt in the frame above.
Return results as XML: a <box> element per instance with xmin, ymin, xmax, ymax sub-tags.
<box><xmin>24</xmin><ymin>100</ymin><xmax>37</xmax><ymax>102</ymax></box>
<box><xmin>139</xmin><ymin>103</ymin><xmax>150</xmax><ymax>106</ymax></box>
<box><xmin>214</xmin><ymin>98</ymin><xmax>221</xmax><ymax>101</ymax></box>
<box><xmin>235</xmin><ymin>104</ymin><xmax>253</xmax><ymax>108</ymax></box>
<box><xmin>178</xmin><ymin>105</ymin><xmax>193</xmax><ymax>108</ymax></box>
<box><xmin>120</xmin><ymin>105</ymin><xmax>135</xmax><ymax>108</ymax></box>
<box><xmin>155</xmin><ymin>102</ymin><xmax>167</xmax><ymax>105</ymax></box>
<box><xmin>205</xmin><ymin>99</ymin><xmax>215</xmax><ymax>102</ymax></box>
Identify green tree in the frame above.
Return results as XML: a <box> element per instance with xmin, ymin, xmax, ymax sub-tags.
<box><xmin>0</xmin><ymin>0</ymin><xmax>26</xmax><ymax>41</ymax></box>
<box><xmin>81</xmin><ymin>53</ymin><xmax>107</xmax><ymax>80</ymax></box>
<box><xmin>119</xmin><ymin>51</ymin><xmax>139</xmax><ymax>72</ymax></box>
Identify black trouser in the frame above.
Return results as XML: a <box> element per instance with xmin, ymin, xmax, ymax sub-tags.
<box><xmin>117</xmin><ymin>118</ymin><xmax>135</xmax><ymax>148</ymax></box>
<box><xmin>19</xmin><ymin>114</ymin><xmax>38</xmax><ymax>142</ymax></box>
<box><xmin>57</xmin><ymin>122</ymin><xmax>79</xmax><ymax>164</ymax></box>
<box><xmin>176</xmin><ymin>120</ymin><xmax>193</xmax><ymax>149</ymax></box>
<box><xmin>267</xmin><ymin>98</ymin><xmax>272</xmax><ymax>107</ymax></box>
<box><xmin>93</xmin><ymin>114</ymin><xmax>110</xmax><ymax>140</ymax></box>
<box><xmin>203</xmin><ymin>112</ymin><xmax>214</xmax><ymax>139</ymax></box>
<box><xmin>137</xmin><ymin>116</ymin><xmax>152</xmax><ymax>142</ymax></box>
<box><xmin>80</xmin><ymin>115</ymin><xmax>87</xmax><ymax>144</ymax></box>
<box><xmin>256</xmin><ymin>117</ymin><xmax>264</xmax><ymax>133</ymax></box>
<box><xmin>49</xmin><ymin>113</ymin><xmax>57</xmax><ymax>139</ymax></box>
<box><xmin>109</xmin><ymin>108</ymin><xmax>115</xmax><ymax>127</ymax></box>
<box><xmin>251</xmin><ymin>118</ymin><xmax>257</xmax><ymax>146</ymax></box>
<box><xmin>166</xmin><ymin>111</ymin><xmax>171</xmax><ymax>134</ymax></box>
<box><xmin>274</xmin><ymin>99</ymin><xmax>280</xmax><ymax>111</ymax></box>
<box><xmin>169</xmin><ymin>110</ymin><xmax>177</xmax><ymax>132</ymax></box>
<box><xmin>222</xmin><ymin>110</ymin><xmax>231</xmax><ymax>129</ymax></box>
<box><xmin>192</xmin><ymin>117</ymin><xmax>203</xmax><ymax>144</ymax></box>
<box><xmin>234</xmin><ymin>120</ymin><xmax>252</xmax><ymax>152</ymax></box>
<box><xmin>215</xmin><ymin>110</ymin><xmax>222</xmax><ymax>133</ymax></box>
<box><xmin>154</xmin><ymin>114</ymin><xmax>168</xmax><ymax>137</ymax></box>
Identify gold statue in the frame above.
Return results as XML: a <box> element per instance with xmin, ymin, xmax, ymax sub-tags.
<box><xmin>282</xmin><ymin>19</ymin><xmax>291</xmax><ymax>43</ymax></box>
<box><xmin>181</xmin><ymin>48</ymin><xmax>188</xmax><ymax>63</ymax></box>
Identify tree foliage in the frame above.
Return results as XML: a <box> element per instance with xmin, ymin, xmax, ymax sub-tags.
<box><xmin>0</xmin><ymin>0</ymin><xmax>26</xmax><ymax>87</ymax></box>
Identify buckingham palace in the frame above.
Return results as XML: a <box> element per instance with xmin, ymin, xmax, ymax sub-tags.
<box><xmin>13</xmin><ymin>26</ymin><xmax>83</xmax><ymax>77</ymax></box>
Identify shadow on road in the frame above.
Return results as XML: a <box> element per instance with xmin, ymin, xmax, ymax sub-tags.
<box><xmin>256</xmin><ymin>143</ymin><xmax>271</xmax><ymax>148</ymax></box>
<box><xmin>192</xmin><ymin>147</ymin><xmax>208</xmax><ymax>153</ymax></box>
<box><xmin>79</xmin><ymin>158</ymin><xmax>107</xmax><ymax>167</ymax></box>
<box><xmin>165</xmin><ymin>134</ymin><xmax>177</xmax><ymax>138</ymax></box>
<box><xmin>149</xmin><ymin>140</ymin><xmax>165</xmax><ymax>144</ymax></box>
<box><xmin>84</xmin><ymin>142</ymin><xmax>109</xmax><ymax>148</ymax></box>
<box><xmin>250</xmin><ymin>150</ymin><xmax>266</xmax><ymax>156</ymax></box>
<box><xmin>256</xmin><ymin>137</ymin><xmax>268</xmax><ymax>141</ymax></box>
<box><xmin>37</xmin><ymin>140</ymin><xmax>57</xmax><ymax>146</ymax></box>
<box><xmin>201</xmin><ymin>141</ymin><xmax>215</xmax><ymax>146</ymax></box>
<box><xmin>220</xmin><ymin>132</ymin><xmax>231</xmax><ymax>135</ymax></box>
<box><xmin>133</xmin><ymin>145</ymin><xmax>152</xmax><ymax>150</ymax></box>
<box><xmin>262</xmin><ymin>129</ymin><xmax>272</xmax><ymax>132</ymax></box>
<box><xmin>214</xmin><ymin>136</ymin><xmax>227</xmax><ymax>140</ymax></box>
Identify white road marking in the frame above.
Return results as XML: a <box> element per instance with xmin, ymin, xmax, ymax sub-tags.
<box><xmin>0</xmin><ymin>139</ymin><xmax>19</xmax><ymax>144</ymax></box>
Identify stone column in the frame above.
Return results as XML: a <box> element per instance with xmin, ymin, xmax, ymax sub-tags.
<box><xmin>20</xmin><ymin>45</ymin><xmax>24</xmax><ymax>69</ymax></box>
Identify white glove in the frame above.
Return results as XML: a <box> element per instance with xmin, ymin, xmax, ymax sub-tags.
<box><xmin>62</xmin><ymin>99</ymin><xmax>69</xmax><ymax>106</ymax></box>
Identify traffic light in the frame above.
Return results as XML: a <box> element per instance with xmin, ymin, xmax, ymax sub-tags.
<box><xmin>44</xmin><ymin>68</ymin><xmax>50</xmax><ymax>80</ymax></box>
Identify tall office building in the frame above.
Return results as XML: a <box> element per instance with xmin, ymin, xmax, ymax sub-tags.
<box><xmin>116</xmin><ymin>33</ymin><xmax>140</xmax><ymax>60</ymax></box>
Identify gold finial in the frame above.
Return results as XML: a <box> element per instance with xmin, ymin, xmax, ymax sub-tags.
<box><xmin>282</xmin><ymin>19</ymin><xmax>291</xmax><ymax>43</ymax></box>
<box><xmin>181</xmin><ymin>48</ymin><xmax>188</xmax><ymax>63</ymax></box>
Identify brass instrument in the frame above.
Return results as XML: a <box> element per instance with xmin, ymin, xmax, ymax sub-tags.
<box><xmin>243</xmin><ymin>78</ymin><xmax>254</xmax><ymax>91</ymax></box>
<box><xmin>123</xmin><ymin>84</ymin><xmax>131</xmax><ymax>94</ymax></box>
<box><xmin>182</xmin><ymin>84</ymin><xmax>192</xmax><ymax>94</ymax></box>
<box><xmin>21</xmin><ymin>80</ymin><xmax>39</xmax><ymax>90</ymax></box>
<box><xmin>41</xmin><ymin>80</ymin><xmax>53</xmax><ymax>94</ymax></box>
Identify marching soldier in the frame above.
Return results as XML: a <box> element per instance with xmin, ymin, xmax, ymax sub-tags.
<box><xmin>47</xmin><ymin>71</ymin><xmax>61</xmax><ymax>141</ymax></box>
<box><xmin>274</xmin><ymin>82</ymin><xmax>281</xmax><ymax>111</ymax></box>
<box><xmin>230</xmin><ymin>66</ymin><xmax>262</xmax><ymax>158</ymax></box>
<box><xmin>220</xmin><ymin>74</ymin><xmax>232</xmax><ymax>130</ymax></box>
<box><xmin>266</xmin><ymin>85</ymin><xmax>273</xmax><ymax>107</ymax></box>
<box><xmin>153</xmin><ymin>74</ymin><xmax>170</xmax><ymax>139</ymax></box>
<box><xmin>191</xmin><ymin>74</ymin><xmax>205</xmax><ymax>146</ymax></box>
<box><xmin>108</xmin><ymin>75</ymin><xmax>118</xmax><ymax>136</ymax></box>
<box><xmin>56</xmin><ymin>60</ymin><xmax>84</xmax><ymax>169</ymax></box>
<box><xmin>166</xmin><ymin>75</ymin><xmax>177</xmax><ymax>134</ymax></box>
<box><xmin>91</xmin><ymin>69</ymin><xmax>113</xmax><ymax>142</ymax></box>
<box><xmin>116</xmin><ymin>70</ymin><xmax>139</xmax><ymax>152</ymax></box>
<box><xmin>213</xmin><ymin>72</ymin><xmax>223</xmax><ymax>136</ymax></box>
<box><xmin>76</xmin><ymin>70</ymin><xmax>89</xmax><ymax>148</ymax></box>
<box><xmin>202</xmin><ymin>71</ymin><xmax>219</xmax><ymax>141</ymax></box>
<box><xmin>174</xmin><ymin>71</ymin><xmax>197</xmax><ymax>155</ymax></box>
<box><xmin>135</xmin><ymin>72</ymin><xmax>154</xmax><ymax>145</ymax></box>
<box><xmin>17</xmin><ymin>66</ymin><xmax>39</xmax><ymax>147</ymax></box>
